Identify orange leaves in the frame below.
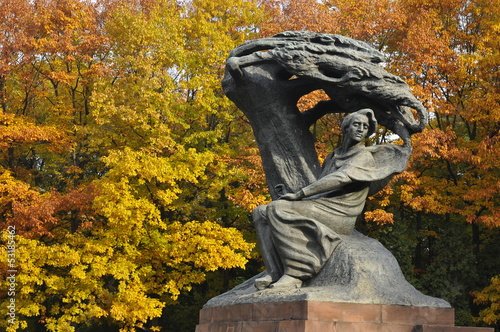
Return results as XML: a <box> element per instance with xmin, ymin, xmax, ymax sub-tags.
<box><xmin>259</xmin><ymin>0</ymin><xmax>338</xmax><ymax>37</ymax></box>
<box><xmin>297</xmin><ymin>89</ymin><xmax>330</xmax><ymax>113</ymax></box>
<box><xmin>403</xmin><ymin>127</ymin><xmax>500</xmax><ymax>224</ymax></box>
<box><xmin>214</xmin><ymin>147</ymin><xmax>271</xmax><ymax>212</ymax></box>
<box><xmin>0</xmin><ymin>0</ymin><xmax>108</xmax><ymax>77</ymax></box>
<box><xmin>394</xmin><ymin>0</ymin><xmax>500</xmax><ymax>231</ymax></box>
<box><xmin>411</xmin><ymin>127</ymin><xmax>463</xmax><ymax>161</ymax></box>
<box><xmin>0</xmin><ymin>171</ymin><xmax>97</xmax><ymax>238</ymax></box>
<box><xmin>0</xmin><ymin>112</ymin><xmax>72</xmax><ymax>151</ymax></box>
<box><xmin>364</xmin><ymin>209</ymin><xmax>395</xmax><ymax>225</ymax></box>
<box><xmin>329</xmin><ymin>0</ymin><xmax>407</xmax><ymax>44</ymax></box>
<box><xmin>0</xmin><ymin>0</ymin><xmax>32</xmax><ymax>73</ymax></box>
<box><xmin>260</xmin><ymin>0</ymin><xmax>408</xmax><ymax>49</ymax></box>
<box><xmin>28</xmin><ymin>0</ymin><xmax>106</xmax><ymax>54</ymax></box>
<box><xmin>227</xmin><ymin>187</ymin><xmax>269</xmax><ymax>212</ymax></box>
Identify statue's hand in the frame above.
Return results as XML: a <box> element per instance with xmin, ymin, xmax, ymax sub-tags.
<box><xmin>279</xmin><ymin>190</ymin><xmax>305</xmax><ymax>201</ymax></box>
<box><xmin>226</xmin><ymin>57</ymin><xmax>243</xmax><ymax>78</ymax></box>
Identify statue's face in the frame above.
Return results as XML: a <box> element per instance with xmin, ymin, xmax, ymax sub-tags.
<box><xmin>346</xmin><ymin>114</ymin><xmax>370</xmax><ymax>142</ymax></box>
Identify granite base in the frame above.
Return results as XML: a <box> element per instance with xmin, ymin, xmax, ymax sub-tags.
<box><xmin>195</xmin><ymin>301</ymin><xmax>493</xmax><ymax>332</ymax></box>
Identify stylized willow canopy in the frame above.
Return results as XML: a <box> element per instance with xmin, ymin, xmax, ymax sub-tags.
<box><xmin>223</xmin><ymin>31</ymin><xmax>428</xmax><ymax>199</ymax></box>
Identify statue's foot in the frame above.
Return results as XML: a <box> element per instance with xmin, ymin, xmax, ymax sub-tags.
<box><xmin>254</xmin><ymin>273</ymin><xmax>273</xmax><ymax>290</ymax></box>
<box><xmin>269</xmin><ymin>274</ymin><xmax>302</xmax><ymax>290</ymax></box>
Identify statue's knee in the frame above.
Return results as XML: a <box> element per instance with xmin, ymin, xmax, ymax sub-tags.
<box><xmin>252</xmin><ymin>205</ymin><xmax>267</xmax><ymax>224</ymax></box>
<box><xmin>267</xmin><ymin>199</ymin><xmax>287</xmax><ymax>214</ymax></box>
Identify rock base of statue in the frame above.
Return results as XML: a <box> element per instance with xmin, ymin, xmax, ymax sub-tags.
<box><xmin>202</xmin><ymin>231</ymin><xmax>450</xmax><ymax>308</ymax></box>
<box><xmin>195</xmin><ymin>301</ymin><xmax>493</xmax><ymax>332</ymax></box>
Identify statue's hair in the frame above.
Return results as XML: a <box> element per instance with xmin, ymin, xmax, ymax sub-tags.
<box><xmin>341</xmin><ymin>109</ymin><xmax>378</xmax><ymax>137</ymax></box>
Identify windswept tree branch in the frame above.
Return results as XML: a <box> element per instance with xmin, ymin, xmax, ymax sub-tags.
<box><xmin>223</xmin><ymin>31</ymin><xmax>428</xmax><ymax>198</ymax></box>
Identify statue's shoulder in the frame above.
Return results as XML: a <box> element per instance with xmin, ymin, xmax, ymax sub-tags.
<box><xmin>365</xmin><ymin>144</ymin><xmax>412</xmax><ymax>169</ymax></box>
<box><xmin>338</xmin><ymin>145</ymin><xmax>375</xmax><ymax>161</ymax></box>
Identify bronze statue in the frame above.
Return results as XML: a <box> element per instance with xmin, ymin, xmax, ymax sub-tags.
<box><xmin>207</xmin><ymin>31</ymin><xmax>449</xmax><ymax>308</ymax></box>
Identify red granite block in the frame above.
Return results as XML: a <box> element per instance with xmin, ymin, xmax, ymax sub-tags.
<box><xmin>334</xmin><ymin>321</ymin><xmax>419</xmax><ymax>332</ymax></box>
<box><xmin>252</xmin><ymin>301</ymin><xmax>294</xmax><ymax>321</ymax></box>
<box><xmin>240</xmin><ymin>320</ymin><xmax>279</xmax><ymax>332</ymax></box>
<box><xmin>220</xmin><ymin>322</ymin><xmax>238</xmax><ymax>332</ymax></box>
<box><xmin>290</xmin><ymin>301</ymin><xmax>309</xmax><ymax>320</ymax></box>
<box><xmin>307</xmin><ymin>302</ymin><xmax>382</xmax><ymax>323</ymax></box>
<box><xmin>277</xmin><ymin>319</ymin><xmax>307</xmax><ymax>332</ymax></box>
<box><xmin>382</xmin><ymin>305</ymin><xmax>455</xmax><ymax>326</ymax></box>
<box><xmin>195</xmin><ymin>322</ymin><xmax>208</xmax><ymax>332</ymax></box>
<box><xmin>195</xmin><ymin>301</ymin><xmax>495</xmax><ymax>332</ymax></box>
<box><xmin>195</xmin><ymin>322</ymin><xmax>237</xmax><ymax>332</ymax></box>
<box><xmin>303</xmin><ymin>319</ymin><xmax>336</xmax><ymax>330</ymax></box>
<box><xmin>211</xmin><ymin>303</ymin><xmax>253</xmax><ymax>322</ymax></box>
<box><xmin>199</xmin><ymin>307</ymin><xmax>212</xmax><ymax>324</ymax></box>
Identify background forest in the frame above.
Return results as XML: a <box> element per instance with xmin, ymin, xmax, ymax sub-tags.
<box><xmin>0</xmin><ymin>0</ymin><xmax>498</xmax><ymax>331</ymax></box>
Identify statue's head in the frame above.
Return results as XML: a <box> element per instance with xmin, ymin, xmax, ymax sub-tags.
<box><xmin>341</xmin><ymin>108</ymin><xmax>378</xmax><ymax>138</ymax></box>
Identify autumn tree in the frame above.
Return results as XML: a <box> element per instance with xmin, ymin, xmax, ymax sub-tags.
<box><xmin>0</xmin><ymin>0</ymin><xmax>265</xmax><ymax>331</ymax></box>
<box><xmin>374</xmin><ymin>1</ymin><xmax>499</xmax><ymax>325</ymax></box>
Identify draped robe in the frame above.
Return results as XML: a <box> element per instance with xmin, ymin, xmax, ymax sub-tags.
<box><xmin>253</xmin><ymin>144</ymin><xmax>410</xmax><ymax>281</ymax></box>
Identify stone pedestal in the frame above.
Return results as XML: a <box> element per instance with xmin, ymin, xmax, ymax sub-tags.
<box><xmin>195</xmin><ymin>301</ymin><xmax>493</xmax><ymax>332</ymax></box>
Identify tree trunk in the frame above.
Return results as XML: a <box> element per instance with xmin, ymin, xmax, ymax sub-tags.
<box><xmin>223</xmin><ymin>63</ymin><xmax>320</xmax><ymax>199</ymax></box>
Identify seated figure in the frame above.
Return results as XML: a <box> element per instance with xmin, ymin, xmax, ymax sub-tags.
<box><xmin>252</xmin><ymin>108</ymin><xmax>388</xmax><ymax>290</ymax></box>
